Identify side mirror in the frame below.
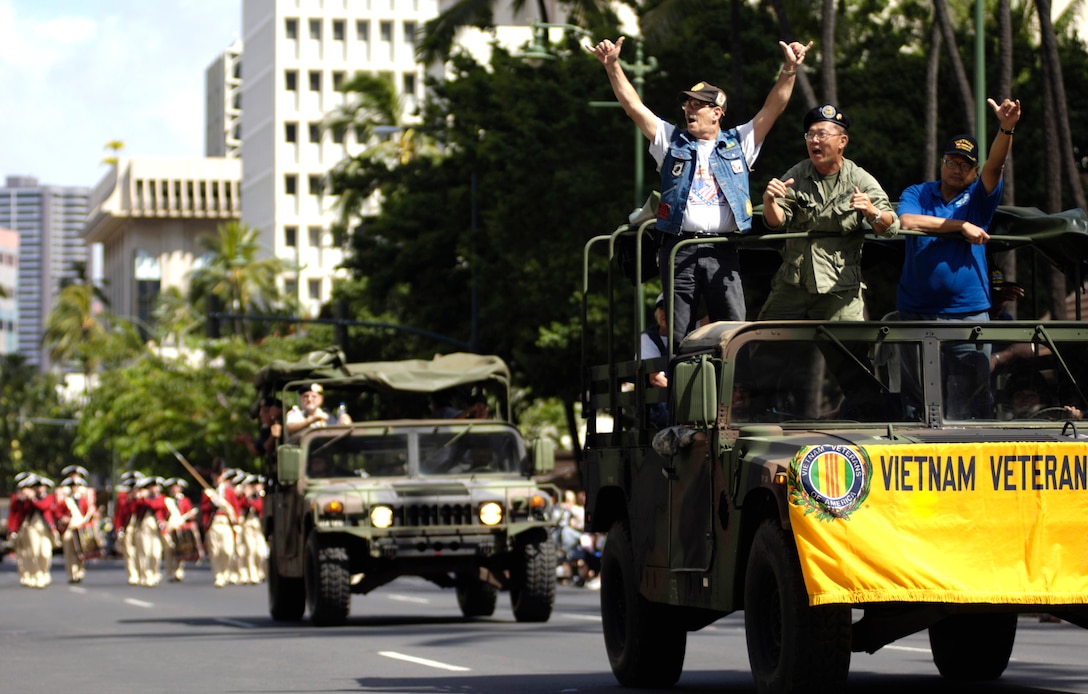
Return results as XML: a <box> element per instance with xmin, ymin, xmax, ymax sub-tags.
<box><xmin>278</xmin><ymin>445</ymin><xmax>304</xmax><ymax>485</ymax></box>
<box><xmin>673</xmin><ymin>355</ymin><xmax>719</xmax><ymax>427</ymax></box>
<box><xmin>531</xmin><ymin>438</ymin><xmax>556</xmax><ymax>475</ymax></box>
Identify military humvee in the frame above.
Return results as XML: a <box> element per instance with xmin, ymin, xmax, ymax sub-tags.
<box><xmin>258</xmin><ymin>350</ymin><xmax>559</xmax><ymax>626</ymax></box>
<box><xmin>581</xmin><ymin>207</ymin><xmax>1088</xmax><ymax>692</ymax></box>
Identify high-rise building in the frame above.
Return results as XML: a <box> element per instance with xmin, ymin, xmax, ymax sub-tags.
<box><xmin>206</xmin><ymin>38</ymin><xmax>243</xmax><ymax>159</ymax></box>
<box><xmin>210</xmin><ymin>1</ymin><xmax>560</xmax><ymax>319</ymax></box>
<box><xmin>0</xmin><ymin>227</ymin><xmax>18</xmax><ymax>355</ymax></box>
<box><xmin>83</xmin><ymin>157</ymin><xmax>242</xmax><ymax>326</ymax></box>
<box><xmin>0</xmin><ymin>177</ymin><xmax>89</xmax><ymax>369</ymax></box>
<box><xmin>236</xmin><ymin>0</ymin><xmax>447</xmax><ymax>317</ymax></box>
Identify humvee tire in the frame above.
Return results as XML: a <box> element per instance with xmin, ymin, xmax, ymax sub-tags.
<box><xmin>510</xmin><ymin>528</ymin><xmax>557</xmax><ymax>623</ymax></box>
<box><xmin>600</xmin><ymin>520</ymin><xmax>686</xmax><ymax>687</ymax></box>
<box><xmin>305</xmin><ymin>534</ymin><xmax>350</xmax><ymax>626</ymax></box>
<box><xmin>929</xmin><ymin>613</ymin><xmax>1017</xmax><ymax>680</ymax></box>
<box><xmin>456</xmin><ymin>573</ymin><xmax>498</xmax><ymax>618</ymax></box>
<box><xmin>745</xmin><ymin>520</ymin><xmax>851</xmax><ymax>693</ymax></box>
<box><xmin>268</xmin><ymin>541</ymin><xmax>305</xmax><ymax>621</ymax></box>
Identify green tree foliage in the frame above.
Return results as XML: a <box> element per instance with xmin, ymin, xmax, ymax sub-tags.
<box><xmin>72</xmin><ymin>335</ymin><xmax>326</xmax><ymax>481</ymax></box>
<box><xmin>0</xmin><ymin>355</ymin><xmax>82</xmax><ymax>494</ymax></box>
<box><xmin>335</xmin><ymin>44</ymin><xmax>633</xmax><ymax>408</ymax></box>
<box><xmin>188</xmin><ymin>221</ymin><xmax>289</xmax><ymax>342</ymax></box>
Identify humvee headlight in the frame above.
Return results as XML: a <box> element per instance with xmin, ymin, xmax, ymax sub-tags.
<box><xmin>529</xmin><ymin>494</ymin><xmax>548</xmax><ymax>509</ymax></box>
<box><xmin>323</xmin><ymin>500</ymin><xmax>344</xmax><ymax>515</ymax></box>
<box><xmin>479</xmin><ymin>502</ymin><xmax>504</xmax><ymax>526</ymax></box>
<box><xmin>370</xmin><ymin>505</ymin><xmax>394</xmax><ymax>528</ymax></box>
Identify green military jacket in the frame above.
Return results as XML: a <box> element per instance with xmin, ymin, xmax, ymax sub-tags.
<box><xmin>764</xmin><ymin>158</ymin><xmax>899</xmax><ymax>294</ymax></box>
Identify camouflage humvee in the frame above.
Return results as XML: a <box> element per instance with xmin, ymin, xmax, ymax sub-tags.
<box><xmin>259</xmin><ymin>350</ymin><xmax>559</xmax><ymax>626</ymax></box>
<box><xmin>581</xmin><ymin>207</ymin><xmax>1088</xmax><ymax>692</ymax></box>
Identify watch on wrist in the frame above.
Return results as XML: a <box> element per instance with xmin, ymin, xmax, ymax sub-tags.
<box><xmin>869</xmin><ymin>210</ymin><xmax>882</xmax><ymax>224</ymax></box>
<box><xmin>999</xmin><ymin>126</ymin><xmax>1016</xmax><ymax>135</ymax></box>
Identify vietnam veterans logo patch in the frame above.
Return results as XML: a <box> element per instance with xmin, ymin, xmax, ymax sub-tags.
<box><xmin>789</xmin><ymin>445</ymin><xmax>871</xmax><ymax>521</ymax></box>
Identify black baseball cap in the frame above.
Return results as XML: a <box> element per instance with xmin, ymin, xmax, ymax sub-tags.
<box><xmin>943</xmin><ymin>134</ymin><xmax>979</xmax><ymax>164</ymax></box>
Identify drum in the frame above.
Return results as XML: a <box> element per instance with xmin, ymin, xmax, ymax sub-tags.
<box><xmin>75</xmin><ymin>525</ymin><xmax>103</xmax><ymax>561</ymax></box>
<box><xmin>173</xmin><ymin>527</ymin><xmax>201</xmax><ymax>562</ymax></box>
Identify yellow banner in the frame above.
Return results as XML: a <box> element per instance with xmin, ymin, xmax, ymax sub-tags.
<box><xmin>787</xmin><ymin>442</ymin><xmax>1088</xmax><ymax>606</ymax></box>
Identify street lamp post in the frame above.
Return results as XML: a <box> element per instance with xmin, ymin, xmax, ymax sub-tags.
<box><xmin>525</xmin><ymin>24</ymin><xmax>658</xmax><ymax>329</ymax></box>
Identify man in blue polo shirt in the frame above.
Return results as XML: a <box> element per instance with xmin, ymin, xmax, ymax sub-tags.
<box><xmin>895</xmin><ymin>97</ymin><xmax>1021</xmax><ymax>419</ymax></box>
<box><xmin>896</xmin><ymin>98</ymin><xmax>1022</xmax><ymax>320</ymax></box>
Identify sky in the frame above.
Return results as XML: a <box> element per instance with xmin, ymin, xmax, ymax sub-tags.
<box><xmin>0</xmin><ymin>0</ymin><xmax>241</xmax><ymax>190</ymax></box>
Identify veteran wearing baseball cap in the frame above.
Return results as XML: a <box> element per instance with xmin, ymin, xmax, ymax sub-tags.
<box><xmin>588</xmin><ymin>33</ymin><xmax>812</xmax><ymax>349</ymax></box>
<box><xmin>760</xmin><ymin>104</ymin><xmax>900</xmax><ymax>322</ymax></box>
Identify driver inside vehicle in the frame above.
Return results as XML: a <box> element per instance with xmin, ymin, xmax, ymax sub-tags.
<box><xmin>1003</xmin><ymin>374</ymin><xmax>1083</xmax><ymax>421</ymax></box>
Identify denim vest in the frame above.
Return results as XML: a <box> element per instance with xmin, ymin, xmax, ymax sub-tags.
<box><xmin>655</xmin><ymin>127</ymin><xmax>753</xmax><ymax>235</ymax></box>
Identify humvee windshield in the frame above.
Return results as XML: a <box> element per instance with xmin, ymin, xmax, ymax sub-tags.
<box><xmin>730</xmin><ymin>333</ymin><xmax>1088</xmax><ymax>425</ymax></box>
<box><xmin>305</xmin><ymin>429</ymin><xmax>525</xmax><ymax>478</ymax></box>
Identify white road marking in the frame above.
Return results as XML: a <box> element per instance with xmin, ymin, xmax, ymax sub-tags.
<box><xmin>560</xmin><ymin>613</ymin><xmax>602</xmax><ymax>622</ymax></box>
<box><xmin>215</xmin><ymin>618</ymin><xmax>256</xmax><ymax>629</ymax></box>
<box><xmin>379</xmin><ymin>651</ymin><xmax>470</xmax><ymax>672</ymax></box>
<box><xmin>884</xmin><ymin>644</ymin><xmax>930</xmax><ymax>654</ymax></box>
<box><xmin>385</xmin><ymin>593</ymin><xmax>429</xmax><ymax>604</ymax></box>
<box><xmin>69</xmin><ymin>586</ymin><xmax>87</xmax><ymax>594</ymax></box>
<box><xmin>124</xmin><ymin>598</ymin><xmax>154</xmax><ymax>608</ymax></box>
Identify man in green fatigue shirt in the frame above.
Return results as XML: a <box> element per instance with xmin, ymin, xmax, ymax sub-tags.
<box><xmin>759</xmin><ymin>104</ymin><xmax>899</xmax><ymax>320</ymax></box>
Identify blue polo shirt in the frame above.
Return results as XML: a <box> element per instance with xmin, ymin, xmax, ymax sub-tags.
<box><xmin>896</xmin><ymin>178</ymin><xmax>1003</xmax><ymax>315</ymax></box>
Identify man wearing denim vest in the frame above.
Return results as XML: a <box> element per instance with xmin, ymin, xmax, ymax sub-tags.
<box><xmin>590</xmin><ymin>36</ymin><xmax>811</xmax><ymax>348</ymax></box>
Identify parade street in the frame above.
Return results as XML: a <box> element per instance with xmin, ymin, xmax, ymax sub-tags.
<box><xmin>3</xmin><ymin>556</ymin><xmax>1088</xmax><ymax>693</ymax></box>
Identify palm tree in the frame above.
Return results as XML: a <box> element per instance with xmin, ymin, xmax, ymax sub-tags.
<box><xmin>325</xmin><ymin>72</ymin><xmax>438</xmax><ymax>229</ymax></box>
<box><xmin>418</xmin><ymin>0</ymin><xmax>612</xmax><ymax>64</ymax></box>
<box><xmin>42</xmin><ymin>283</ymin><xmax>109</xmax><ymax>389</ymax></box>
<box><xmin>188</xmin><ymin>222</ymin><xmax>288</xmax><ymax>342</ymax></box>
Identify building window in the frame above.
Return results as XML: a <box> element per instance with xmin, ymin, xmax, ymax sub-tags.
<box><xmin>285</xmin><ymin>18</ymin><xmax>298</xmax><ymax>39</ymax></box>
<box><xmin>380</xmin><ymin>21</ymin><xmax>393</xmax><ymax>42</ymax></box>
<box><xmin>403</xmin><ymin>73</ymin><xmax>416</xmax><ymax>97</ymax></box>
<box><xmin>309</xmin><ymin>279</ymin><xmax>322</xmax><ymax>300</ymax></box>
<box><xmin>285</xmin><ymin>70</ymin><xmax>297</xmax><ymax>91</ymax></box>
<box><xmin>285</xmin><ymin>226</ymin><xmax>298</xmax><ymax>247</ymax></box>
<box><xmin>308</xmin><ymin>226</ymin><xmax>322</xmax><ymax>248</ymax></box>
<box><xmin>309</xmin><ymin>122</ymin><xmax>321</xmax><ymax>143</ymax></box>
<box><xmin>285</xmin><ymin>122</ymin><xmax>297</xmax><ymax>143</ymax></box>
<box><xmin>309</xmin><ymin>70</ymin><xmax>321</xmax><ymax>92</ymax></box>
<box><xmin>309</xmin><ymin>18</ymin><xmax>321</xmax><ymax>39</ymax></box>
<box><xmin>332</xmin><ymin>226</ymin><xmax>347</xmax><ymax>247</ymax></box>
<box><xmin>284</xmin><ymin>278</ymin><xmax>298</xmax><ymax>298</ymax></box>
<box><xmin>356</xmin><ymin>20</ymin><xmax>369</xmax><ymax>41</ymax></box>
<box><xmin>333</xmin><ymin>19</ymin><xmax>345</xmax><ymax>40</ymax></box>
<box><xmin>332</xmin><ymin>71</ymin><xmax>345</xmax><ymax>91</ymax></box>
<box><xmin>332</xmin><ymin>127</ymin><xmax>344</xmax><ymax>144</ymax></box>
<box><xmin>285</xmin><ymin>175</ymin><xmax>297</xmax><ymax>195</ymax></box>
<box><xmin>308</xmin><ymin>175</ymin><xmax>323</xmax><ymax>195</ymax></box>
<box><xmin>404</xmin><ymin>21</ymin><xmax>416</xmax><ymax>45</ymax></box>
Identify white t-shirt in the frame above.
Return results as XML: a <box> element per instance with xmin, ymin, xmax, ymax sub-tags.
<box><xmin>649</xmin><ymin>119</ymin><xmax>761</xmax><ymax>234</ymax></box>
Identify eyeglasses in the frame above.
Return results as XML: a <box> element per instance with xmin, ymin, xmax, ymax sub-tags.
<box><xmin>682</xmin><ymin>99</ymin><xmax>713</xmax><ymax>111</ymax></box>
<box><xmin>942</xmin><ymin>157</ymin><xmax>976</xmax><ymax>172</ymax></box>
<box><xmin>803</xmin><ymin>130</ymin><xmax>841</xmax><ymax>143</ymax></box>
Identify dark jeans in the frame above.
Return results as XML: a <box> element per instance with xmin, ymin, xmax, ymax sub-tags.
<box><xmin>658</xmin><ymin>232</ymin><xmax>745</xmax><ymax>349</ymax></box>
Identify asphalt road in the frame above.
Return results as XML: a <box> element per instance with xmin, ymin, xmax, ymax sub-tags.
<box><xmin>3</xmin><ymin>556</ymin><xmax>1088</xmax><ymax>693</ymax></box>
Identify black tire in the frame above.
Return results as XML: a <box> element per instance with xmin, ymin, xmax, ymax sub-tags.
<box><xmin>929</xmin><ymin>613</ymin><xmax>1017</xmax><ymax>680</ymax></box>
<box><xmin>456</xmin><ymin>573</ymin><xmax>498</xmax><ymax>618</ymax></box>
<box><xmin>510</xmin><ymin>529</ymin><xmax>557</xmax><ymax>623</ymax></box>
<box><xmin>600</xmin><ymin>520</ymin><xmax>686</xmax><ymax>688</ymax></box>
<box><xmin>744</xmin><ymin>520</ymin><xmax>852</xmax><ymax>694</ymax></box>
<box><xmin>304</xmin><ymin>533</ymin><xmax>351</xmax><ymax>627</ymax></box>
<box><xmin>268</xmin><ymin>540</ymin><xmax>305</xmax><ymax>622</ymax></box>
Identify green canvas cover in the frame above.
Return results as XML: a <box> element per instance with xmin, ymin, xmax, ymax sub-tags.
<box><xmin>254</xmin><ymin>350</ymin><xmax>510</xmax><ymax>397</ymax></box>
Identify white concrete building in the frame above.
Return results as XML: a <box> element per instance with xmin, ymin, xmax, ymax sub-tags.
<box><xmin>0</xmin><ymin>227</ymin><xmax>17</xmax><ymax>355</ymax></box>
<box><xmin>83</xmin><ymin>157</ymin><xmax>242</xmax><ymax>326</ymax></box>
<box><xmin>206</xmin><ymin>38</ymin><xmax>243</xmax><ymax>159</ymax></box>
<box><xmin>0</xmin><ymin>177</ymin><xmax>89</xmax><ymax>369</ymax></box>
<box><xmin>217</xmin><ymin>0</ymin><xmax>562</xmax><ymax>318</ymax></box>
